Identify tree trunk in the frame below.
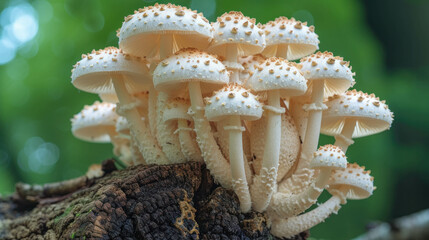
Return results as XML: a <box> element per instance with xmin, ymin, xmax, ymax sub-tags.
<box><xmin>0</xmin><ymin>160</ymin><xmax>308</xmax><ymax>240</ymax></box>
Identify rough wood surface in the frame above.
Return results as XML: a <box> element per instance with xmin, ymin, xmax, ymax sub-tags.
<box><xmin>0</xmin><ymin>160</ymin><xmax>309</xmax><ymax>240</ymax></box>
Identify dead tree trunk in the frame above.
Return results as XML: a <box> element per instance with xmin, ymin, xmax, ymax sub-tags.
<box><xmin>0</xmin><ymin>160</ymin><xmax>308</xmax><ymax>240</ymax></box>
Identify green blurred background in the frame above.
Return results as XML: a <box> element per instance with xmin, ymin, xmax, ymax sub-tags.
<box><xmin>0</xmin><ymin>0</ymin><xmax>428</xmax><ymax>239</ymax></box>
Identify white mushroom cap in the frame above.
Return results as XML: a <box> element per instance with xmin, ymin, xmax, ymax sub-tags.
<box><xmin>115</xmin><ymin>116</ymin><xmax>129</xmax><ymax>135</ymax></box>
<box><xmin>300</xmin><ymin>51</ymin><xmax>355</xmax><ymax>97</ymax></box>
<box><xmin>163</xmin><ymin>97</ymin><xmax>192</xmax><ymax>122</ymax></box>
<box><xmin>153</xmin><ymin>48</ymin><xmax>229</xmax><ymax>96</ymax></box>
<box><xmin>239</xmin><ymin>54</ymin><xmax>266</xmax><ymax>82</ymax></box>
<box><xmin>310</xmin><ymin>144</ymin><xmax>347</xmax><ymax>170</ymax></box>
<box><xmin>322</xmin><ymin>90</ymin><xmax>394</xmax><ymax>138</ymax></box>
<box><xmin>327</xmin><ymin>163</ymin><xmax>375</xmax><ymax>200</ymax></box>
<box><xmin>261</xmin><ymin>17</ymin><xmax>319</xmax><ymax>60</ymax></box>
<box><xmin>71</xmin><ymin>101</ymin><xmax>118</xmax><ymax>143</ymax></box>
<box><xmin>71</xmin><ymin>47</ymin><xmax>150</xmax><ymax>94</ymax></box>
<box><xmin>118</xmin><ymin>3</ymin><xmax>213</xmax><ymax>58</ymax></box>
<box><xmin>245</xmin><ymin>57</ymin><xmax>307</xmax><ymax>97</ymax></box>
<box><xmin>99</xmin><ymin>93</ymin><xmax>119</xmax><ymax>103</ymax></box>
<box><xmin>208</xmin><ymin>11</ymin><xmax>266</xmax><ymax>57</ymax></box>
<box><xmin>205</xmin><ymin>84</ymin><xmax>263</xmax><ymax>121</ymax></box>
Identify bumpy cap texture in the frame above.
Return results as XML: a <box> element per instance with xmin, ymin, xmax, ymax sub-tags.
<box><xmin>310</xmin><ymin>144</ymin><xmax>347</xmax><ymax>170</ymax></box>
<box><xmin>118</xmin><ymin>4</ymin><xmax>213</xmax><ymax>58</ymax></box>
<box><xmin>262</xmin><ymin>17</ymin><xmax>319</xmax><ymax>60</ymax></box>
<box><xmin>71</xmin><ymin>101</ymin><xmax>118</xmax><ymax>143</ymax></box>
<box><xmin>153</xmin><ymin>48</ymin><xmax>229</xmax><ymax>95</ymax></box>
<box><xmin>322</xmin><ymin>90</ymin><xmax>394</xmax><ymax>138</ymax></box>
<box><xmin>208</xmin><ymin>11</ymin><xmax>266</xmax><ymax>57</ymax></box>
<box><xmin>205</xmin><ymin>84</ymin><xmax>263</xmax><ymax>121</ymax></box>
<box><xmin>71</xmin><ymin>47</ymin><xmax>150</xmax><ymax>94</ymax></box>
<box><xmin>246</xmin><ymin>57</ymin><xmax>307</xmax><ymax>97</ymax></box>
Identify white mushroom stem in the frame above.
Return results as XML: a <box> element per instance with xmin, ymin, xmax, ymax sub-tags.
<box><xmin>177</xmin><ymin>119</ymin><xmax>203</xmax><ymax>162</ymax></box>
<box><xmin>188</xmin><ymin>81</ymin><xmax>233</xmax><ymax>189</ymax></box>
<box><xmin>156</xmin><ymin>92</ymin><xmax>186</xmax><ymax>163</ymax></box>
<box><xmin>215</xmin><ymin>120</ymin><xmax>253</xmax><ymax>184</ymax></box>
<box><xmin>334</xmin><ymin>119</ymin><xmax>356</xmax><ymax>153</ymax></box>
<box><xmin>297</xmin><ymin>80</ymin><xmax>325</xmax><ymax>170</ymax></box>
<box><xmin>251</xmin><ymin>89</ymin><xmax>282</xmax><ymax>212</ymax></box>
<box><xmin>148</xmin><ymin>85</ymin><xmax>158</xmax><ymax>138</ymax></box>
<box><xmin>226</xmin><ymin>44</ymin><xmax>239</xmax><ymax>83</ymax></box>
<box><xmin>111</xmin><ymin>75</ymin><xmax>169</xmax><ymax>164</ymax></box>
<box><xmin>269</xmin><ymin>167</ymin><xmax>336</xmax><ymax>218</ymax></box>
<box><xmin>130</xmin><ymin>135</ymin><xmax>146</xmax><ymax>165</ymax></box>
<box><xmin>271</xmin><ymin>192</ymin><xmax>346</xmax><ymax>238</ymax></box>
<box><xmin>226</xmin><ymin>115</ymin><xmax>252</xmax><ymax>213</ymax></box>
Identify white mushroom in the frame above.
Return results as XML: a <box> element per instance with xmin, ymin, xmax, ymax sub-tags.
<box><xmin>271</xmin><ymin>163</ymin><xmax>374</xmax><ymax>238</ymax></box>
<box><xmin>246</xmin><ymin>57</ymin><xmax>307</xmax><ymax>212</ymax></box>
<box><xmin>152</xmin><ymin>49</ymin><xmax>233</xmax><ymax>188</ymax></box>
<box><xmin>71</xmin><ymin>47</ymin><xmax>168</xmax><ymax>165</ymax></box>
<box><xmin>322</xmin><ymin>90</ymin><xmax>394</xmax><ymax>152</ymax></box>
<box><xmin>296</xmin><ymin>51</ymin><xmax>355</xmax><ymax>170</ymax></box>
<box><xmin>208</xmin><ymin>11</ymin><xmax>265</xmax><ymax>84</ymax></box>
<box><xmin>261</xmin><ymin>17</ymin><xmax>319</xmax><ymax>60</ymax></box>
<box><xmin>205</xmin><ymin>84</ymin><xmax>263</xmax><ymax>212</ymax></box>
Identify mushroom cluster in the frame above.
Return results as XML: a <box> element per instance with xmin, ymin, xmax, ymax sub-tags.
<box><xmin>69</xmin><ymin>3</ymin><xmax>394</xmax><ymax>238</ymax></box>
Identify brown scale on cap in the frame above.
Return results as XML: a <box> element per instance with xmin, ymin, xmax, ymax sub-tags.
<box><xmin>217</xmin><ymin>11</ymin><xmax>257</xmax><ymax>25</ymax></box>
<box><xmin>300</xmin><ymin>51</ymin><xmax>348</xmax><ymax>66</ymax></box>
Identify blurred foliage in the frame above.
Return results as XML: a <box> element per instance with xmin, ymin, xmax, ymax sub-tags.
<box><xmin>0</xmin><ymin>0</ymin><xmax>428</xmax><ymax>239</ymax></box>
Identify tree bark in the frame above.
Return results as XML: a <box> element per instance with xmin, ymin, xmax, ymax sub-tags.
<box><xmin>0</xmin><ymin>160</ymin><xmax>308</xmax><ymax>240</ymax></box>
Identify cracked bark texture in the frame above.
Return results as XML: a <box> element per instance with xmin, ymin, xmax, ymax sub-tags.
<box><xmin>0</xmin><ymin>160</ymin><xmax>309</xmax><ymax>240</ymax></box>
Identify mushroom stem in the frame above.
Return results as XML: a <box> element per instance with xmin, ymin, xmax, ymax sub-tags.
<box><xmin>269</xmin><ymin>167</ymin><xmax>334</xmax><ymax>218</ymax></box>
<box><xmin>148</xmin><ymin>85</ymin><xmax>158</xmax><ymax>138</ymax></box>
<box><xmin>177</xmin><ymin>119</ymin><xmax>202</xmax><ymax>162</ymax></box>
<box><xmin>271</xmin><ymin>193</ymin><xmax>344</xmax><ymax>238</ymax></box>
<box><xmin>251</xmin><ymin>89</ymin><xmax>281</xmax><ymax>212</ymax></box>
<box><xmin>276</xmin><ymin>44</ymin><xmax>288</xmax><ymax>59</ymax></box>
<box><xmin>227</xmin><ymin>115</ymin><xmax>252</xmax><ymax>213</ymax></box>
<box><xmin>159</xmin><ymin>34</ymin><xmax>174</xmax><ymax>59</ymax></box>
<box><xmin>130</xmin><ymin>135</ymin><xmax>146</xmax><ymax>165</ymax></box>
<box><xmin>226</xmin><ymin>44</ymin><xmax>239</xmax><ymax>83</ymax></box>
<box><xmin>188</xmin><ymin>81</ymin><xmax>233</xmax><ymax>188</ymax></box>
<box><xmin>297</xmin><ymin>80</ymin><xmax>325</xmax><ymax>170</ymax></box>
<box><xmin>111</xmin><ymin>75</ymin><xmax>169</xmax><ymax>164</ymax></box>
<box><xmin>156</xmin><ymin>91</ymin><xmax>186</xmax><ymax>163</ymax></box>
<box><xmin>334</xmin><ymin>119</ymin><xmax>356</xmax><ymax>153</ymax></box>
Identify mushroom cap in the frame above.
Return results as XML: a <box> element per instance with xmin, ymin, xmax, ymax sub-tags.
<box><xmin>239</xmin><ymin>54</ymin><xmax>266</xmax><ymax>82</ymax></box>
<box><xmin>208</xmin><ymin>11</ymin><xmax>266</xmax><ymax>57</ymax></box>
<box><xmin>300</xmin><ymin>51</ymin><xmax>355</xmax><ymax>97</ymax></box>
<box><xmin>245</xmin><ymin>57</ymin><xmax>307</xmax><ymax>97</ymax></box>
<box><xmin>152</xmin><ymin>48</ymin><xmax>229</xmax><ymax>96</ymax></box>
<box><xmin>205</xmin><ymin>84</ymin><xmax>263</xmax><ymax>121</ymax></box>
<box><xmin>71</xmin><ymin>47</ymin><xmax>150</xmax><ymax>94</ymax></box>
<box><xmin>321</xmin><ymin>90</ymin><xmax>394</xmax><ymax>138</ymax></box>
<box><xmin>261</xmin><ymin>17</ymin><xmax>319</xmax><ymax>60</ymax></box>
<box><xmin>327</xmin><ymin>163</ymin><xmax>374</xmax><ymax>200</ymax></box>
<box><xmin>99</xmin><ymin>93</ymin><xmax>119</xmax><ymax>103</ymax></box>
<box><xmin>115</xmin><ymin>116</ymin><xmax>130</xmax><ymax>135</ymax></box>
<box><xmin>118</xmin><ymin>3</ymin><xmax>213</xmax><ymax>59</ymax></box>
<box><xmin>163</xmin><ymin>97</ymin><xmax>192</xmax><ymax>122</ymax></box>
<box><xmin>310</xmin><ymin>144</ymin><xmax>347</xmax><ymax>170</ymax></box>
<box><xmin>71</xmin><ymin>101</ymin><xmax>118</xmax><ymax>143</ymax></box>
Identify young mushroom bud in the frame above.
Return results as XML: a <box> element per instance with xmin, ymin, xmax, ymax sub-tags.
<box><xmin>261</xmin><ymin>17</ymin><xmax>319</xmax><ymax>60</ymax></box>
